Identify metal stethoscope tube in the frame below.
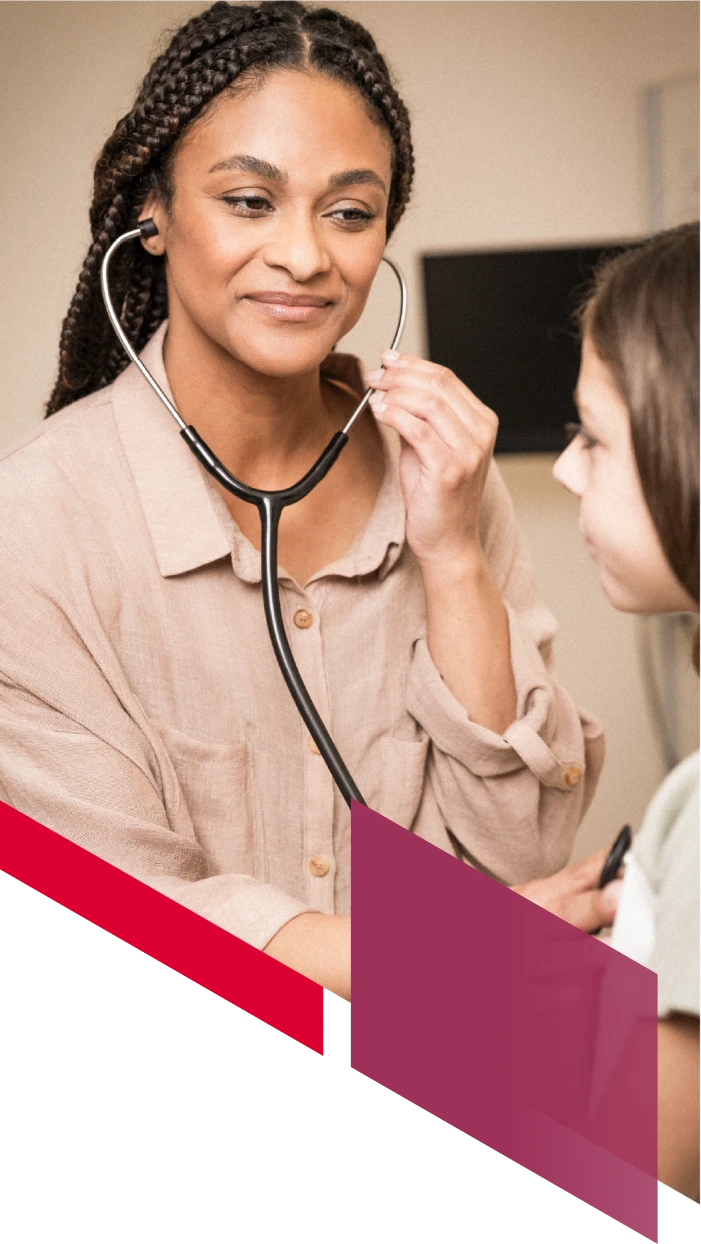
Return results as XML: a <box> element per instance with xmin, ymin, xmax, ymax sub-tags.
<box><xmin>101</xmin><ymin>220</ymin><xmax>408</xmax><ymax>808</ymax></box>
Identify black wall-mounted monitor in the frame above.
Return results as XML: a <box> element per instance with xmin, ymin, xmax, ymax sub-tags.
<box><xmin>422</xmin><ymin>244</ymin><xmax>628</xmax><ymax>454</ymax></box>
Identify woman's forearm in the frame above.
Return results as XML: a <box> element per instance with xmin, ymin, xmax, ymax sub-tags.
<box><xmin>264</xmin><ymin>913</ymin><xmax>351</xmax><ymax>1000</ymax></box>
<box><xmin>421</xmin><ymin>545</ymin><xmax>516</xmax><ymax>735</ymax></box>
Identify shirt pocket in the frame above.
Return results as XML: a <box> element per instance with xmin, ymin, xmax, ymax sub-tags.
<box><xmin>378</xmin><ymin>735</ymin><xmax>430</xmax><ymax>830</ymax></box>
<box><xmin>152</xmin><ymin>723</ymin><xmax>261</xmax><ymax>878</ymax></box>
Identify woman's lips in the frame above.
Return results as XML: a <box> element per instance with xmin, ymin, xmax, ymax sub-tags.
<box><xmin>243</xmin><ymin>292</ymin><xmax>334</xmax><ymax>323</ymax></box>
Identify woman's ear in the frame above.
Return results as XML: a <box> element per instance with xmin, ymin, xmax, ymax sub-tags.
<box><xmin>138</xmin><ymin>197</ymin><xmax>168</xmax><ymax>256</ymax></box>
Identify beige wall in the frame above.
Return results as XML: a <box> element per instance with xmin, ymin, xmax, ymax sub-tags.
<box><xmin>1</xmin><ymin>2</ymin><xmax>698</xmax><ymax>856</ymax></box>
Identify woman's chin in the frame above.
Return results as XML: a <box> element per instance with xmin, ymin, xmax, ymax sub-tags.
<box><xmin>226</xmin><ymin>336</ymin><xmax>340</xmax><ymax>380</ymax></box>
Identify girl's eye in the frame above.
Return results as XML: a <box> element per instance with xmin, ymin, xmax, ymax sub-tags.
<box><xmin>564</xmin><ymin>421</ymin><xmax>598</xmax><ymax>450</ymax></box>
<box><xmin>221</xmin><ymin>195</ymin><xmax>273</xmax><ymax>217</ymax></box>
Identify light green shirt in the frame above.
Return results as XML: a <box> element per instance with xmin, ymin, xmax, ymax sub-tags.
<box><xmin>612</xmin><ymin>751</ymin><xmax>699</xmax><ymax>1018</ymax></box>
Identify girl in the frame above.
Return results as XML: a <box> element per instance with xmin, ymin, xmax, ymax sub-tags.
<box><xmin>0</xmin><ymin>2</ymin><xmax>601</xmax><ymax>998</ymax></box>
<box><xmin>400</xmin><ymin>222</ymin><xmax>698</xmax><ymax>1198</ymax></box>
<box><xmin>562</xmin><ymin>222</ymin><xmax>699</xmax><ymax>1200</ymax></box>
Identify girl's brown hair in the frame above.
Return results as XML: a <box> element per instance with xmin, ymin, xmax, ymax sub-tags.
<box><xmin>582</xmin><ymin>223</ymin><xmax>700</xmax><ymax>620</ymax></box>
<box><xmin>47</xmin><ymin>1</ymin><xmax>414</xmax><ymax>417</ymax></box>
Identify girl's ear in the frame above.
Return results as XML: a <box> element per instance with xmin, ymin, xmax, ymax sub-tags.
<box><xmin>138</xmin><ymin>197</ymin><xmax>167</xmax><ymax>255</ymax></box>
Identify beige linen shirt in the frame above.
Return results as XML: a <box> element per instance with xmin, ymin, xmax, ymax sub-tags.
<box><xmin>0</xmin><ymin>325</ymin><xmax>604</xmax><ymax>949</ymax></box>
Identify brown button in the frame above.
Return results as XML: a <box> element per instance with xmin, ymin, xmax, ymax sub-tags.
<box><xmin>307</xmin><ymin>736</ymin><xmax>321</xmax><ymax>755</ymax></box>
<box><xmin>309</xmin><ymin>855</ymin><xmax>330</xmax><ymax>878</ymax></box>
<box><xmin>294</xmin><ymin>609</ymin><xmax>313</xmax><ymax>629</ymax></box>
<box><xmin>564</xmin><ymin>765</ymin><xmax>582</xmax><ymax>788</ymax></box>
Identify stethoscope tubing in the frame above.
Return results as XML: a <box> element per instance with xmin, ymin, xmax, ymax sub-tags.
<box><xmin>101</xmin><ymin>221</ymin><xmax>407</xmax><ymax>808</ymax></box>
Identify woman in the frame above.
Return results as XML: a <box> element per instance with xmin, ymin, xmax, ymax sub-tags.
<box><xmin>0</xmin><ymin>2</ymin><xmax>601</xmax><ymax>998</ymax></box>
<box><xmin>476</xmin><ymin>224</ymin><xmax>697</xmax><ymax>1198</ymax></box>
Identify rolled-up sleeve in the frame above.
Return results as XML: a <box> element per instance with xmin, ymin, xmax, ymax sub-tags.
<box><xmin>0</xmin><ymin>675</ymin><xmax>313</xmax><ymax>951</ymax></box>
<box><xmin>406</xmin><ymin>461</ymin><xmax>605</xmax><ymax>884</ymax></box>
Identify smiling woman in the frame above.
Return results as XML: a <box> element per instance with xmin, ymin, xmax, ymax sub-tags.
<box><xmin>0</xmin><ymin>1</ymin><xmax>603</xmax><ymax>1000</ymax></box>
<box><xmin>142</xmin><ymin>71</ymin><xmax>393</xmax><ymax>385</ymax></box>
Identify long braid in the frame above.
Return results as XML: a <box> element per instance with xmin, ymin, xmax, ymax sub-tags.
<box><xmin>47</xmin><ymin>2</ymin><xmax>414</xmax><ymax>416</ymax></box>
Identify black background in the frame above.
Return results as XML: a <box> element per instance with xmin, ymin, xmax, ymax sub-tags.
<box><xmin>422</xmin><ymin>244</ymin><xmax>627</xmax><ymax>454</ymax></box>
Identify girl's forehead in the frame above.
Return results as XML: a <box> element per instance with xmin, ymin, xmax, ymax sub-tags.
<box><xmin>579</xmin><ymin>339</ymin><xmax>622</xmax><ymax>404</ymax></box>
<box><xmin>576</xmin><ymin>339</ymin><xmax>631</xmax><ymax>445</ymax></box>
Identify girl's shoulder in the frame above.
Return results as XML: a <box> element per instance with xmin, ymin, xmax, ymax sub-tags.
<box><xmin>634</xmin><ymin>750</ymin><xmax>699</xmax><ymax>886</ymax></box>
<box><xmin>613</xmin><ymin>752</ymin><xmax>698</xmax><ymax>1015</ymax></box>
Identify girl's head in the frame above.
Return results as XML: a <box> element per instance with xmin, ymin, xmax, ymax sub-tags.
<box><xmin>47</xmin><ymin>1</ymin><xmax>414</xmax><ymax>415</ymax></box>
<box><xmin>554</xmin><ymin>222</ymin><xmax>699</xmax><ymax>624</ymax></box>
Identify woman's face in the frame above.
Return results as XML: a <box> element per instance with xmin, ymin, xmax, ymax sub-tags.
<box><xmin>553</xmin><ymin>336</ymin><xmax>696</xmax><ymax>615</ymax></box>
<box><xmin>143</xmin><ymin>69</ymin><xmax>392</xmax><ymax>378</ymax></box>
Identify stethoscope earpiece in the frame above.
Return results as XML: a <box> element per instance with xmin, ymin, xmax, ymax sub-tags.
<box><xmin>138</xmin><ymin>218</ymin><xmax>159</xmax><ymax>239</ymax></box>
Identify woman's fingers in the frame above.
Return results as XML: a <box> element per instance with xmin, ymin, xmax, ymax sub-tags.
<box><xmin>371</xmin><ymin>402</ymin><xmax>455</xmax><ymax>477</ymax></box>
<box><xmin>368</xmin><ymin>362</ymin><xmax>488</xmax><ymax>423</ymax></box>
<box><xmin>512</xmin><ymin>842</ymin><xmax>625</xmax><ymax>934</ymax></box>
<box><xmin>367</xmin><ymin>353</ymin><xmax>498</xmax><ymax>434</ymax></box>
<box><xmin>367</xmin><ymin>352</ymin><xmax>500</xmax><ymax>561</ymax></box>
<box><xmin>370</xmin><ymin>386</ymin><xmax>479</xmax><ymax>456</ymax></box>
<box><xmin>570</xmin><ymin>843</ymin><xmax>613</xmax><ymax>888</ymax></box>
<box><xmin>561</xmin><ymin>879</ymin><xmax>623</xmax><ymax>933</ymax></box>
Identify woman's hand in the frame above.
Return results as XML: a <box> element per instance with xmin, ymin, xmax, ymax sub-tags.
<box><xmin>366</xmin><ymin>351</ymin><xmax>499</xmax><ymax>567</ymax></box>
<box><xmin>367</xmin><ymin>350</ymin><xmax>516</xmax><ymax>733</ymax></box>
<box><xmin>512</xmin><ymin>845</ymin><xmax>623</xmax><ymax>933</ymax></box>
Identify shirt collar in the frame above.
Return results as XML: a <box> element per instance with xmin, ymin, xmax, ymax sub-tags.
<box><xmin>112</xmin><ymin>323</ymin><xmax>406</xmax><ymax>584</ymax></box>
<box><xmin>112</xmin><ymin>322</ymin><xmax>232</xmax><ymax>578</ymax></box>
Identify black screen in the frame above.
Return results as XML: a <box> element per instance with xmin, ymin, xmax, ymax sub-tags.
<box><xmin>422</xmin><ymin>245</ymin><xmax>626</xmax><ymax>454</ymax></box>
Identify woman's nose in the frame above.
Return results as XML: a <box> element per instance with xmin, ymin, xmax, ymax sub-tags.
<box><xmin>261</xmin><ymin>210</ymin><xmax>331</xmax><ymax>283</ymax></box>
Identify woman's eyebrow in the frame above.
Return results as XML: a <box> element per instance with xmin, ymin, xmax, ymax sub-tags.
<box><xmin>207</xmin><ymin>154</ymin><xmax>387</xmax><ymax>195</ymax></box>
<box><xmin>208</xmin><ymin>154</ymin><xmax>288</xmax><ymax>182</ymax></box>
<box><xmin>327</xmin><ymin>168</ymin><xmax>387</xmax><ymax>194</ymax></box>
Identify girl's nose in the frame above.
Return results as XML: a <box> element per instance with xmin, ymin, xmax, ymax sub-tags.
<box><xmin>553</xmin><ymin>439</ymin><xmax>586</xmax><ymax>498</ymax></box>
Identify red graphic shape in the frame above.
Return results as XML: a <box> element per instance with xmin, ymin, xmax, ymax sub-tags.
<box><xmin>351</xmin><ymin>803</ymin><xmax>657</xmax><ymax>1240</ymax></box>
<box><xmin>0</xmin><ymin>801</ymin><xmax>323</xmax><ymax>1054</ymax></box>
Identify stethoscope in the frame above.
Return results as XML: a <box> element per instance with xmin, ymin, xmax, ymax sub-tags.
<box><xmin>101</xmin><ymin>219</ymin><xmax>407</xmax><ymax>809</ymax></box>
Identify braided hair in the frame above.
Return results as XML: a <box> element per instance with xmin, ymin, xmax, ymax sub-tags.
<box><xmin>46</xmin><ymin>1</ymin><xmax>414</xmax><ymax>416</ymax></box>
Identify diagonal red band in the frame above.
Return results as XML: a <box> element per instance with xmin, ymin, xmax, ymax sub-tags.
<box><xmin>0</xmin><ymin>801</ymin><xmax>323</xmax><ymax>1054</ymax></box>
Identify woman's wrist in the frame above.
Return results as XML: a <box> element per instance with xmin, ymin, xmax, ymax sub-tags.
<box><xmin>416</xmin><ymin>538</ymin><xmax>487</xmax><ymax>588</ymax></box>
<box><xmin>264</xmin><ymin>912</ymin><xmax>351</xmax><ymax>1000</ymax></box>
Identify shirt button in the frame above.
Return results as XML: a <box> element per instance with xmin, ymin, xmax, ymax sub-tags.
<box><xmin>309</xmin><ymin>855</ymin><xmax>330</xmax><ymax>877</ymax></box>
<box><xmin>294</xmin><ymin>609</ymin><xmax>313</xmax><ymax>629</ymax></box>
<box><xmin>564</xmin><ymin>765</ymin><xmax>582</xmax><ymax>788</ymax></box>
<box><xmin>307</xmin><ymin>736</ymin><xmax>321</xmax><ymax>755</ymax></box>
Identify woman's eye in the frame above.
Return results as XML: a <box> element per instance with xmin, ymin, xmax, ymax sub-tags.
<box><xmin>221</xmin><ymin>195</ymin><xmax>273</xmax><ymax>216</ymax></box>
<box><xmin>327</xmin><ymin>206</ymin><xmax>376</xmax><ymax>228</ymax></box>
<box><xmin>564</xmin><ymin>421</ymin><xmax>598</xmax><ymax>450</ymax></box>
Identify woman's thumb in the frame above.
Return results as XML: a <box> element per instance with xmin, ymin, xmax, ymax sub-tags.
<box><xmin>565</xmin><ymin>879</ymin><xmax>623</xmax><ymax>932</ymax></box>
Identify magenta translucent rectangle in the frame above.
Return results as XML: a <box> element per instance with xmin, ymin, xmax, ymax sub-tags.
<box><xmin>351</xmin><ymin>804</ymin><xmax>658</xmax><ymax>1240</ymax></box>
